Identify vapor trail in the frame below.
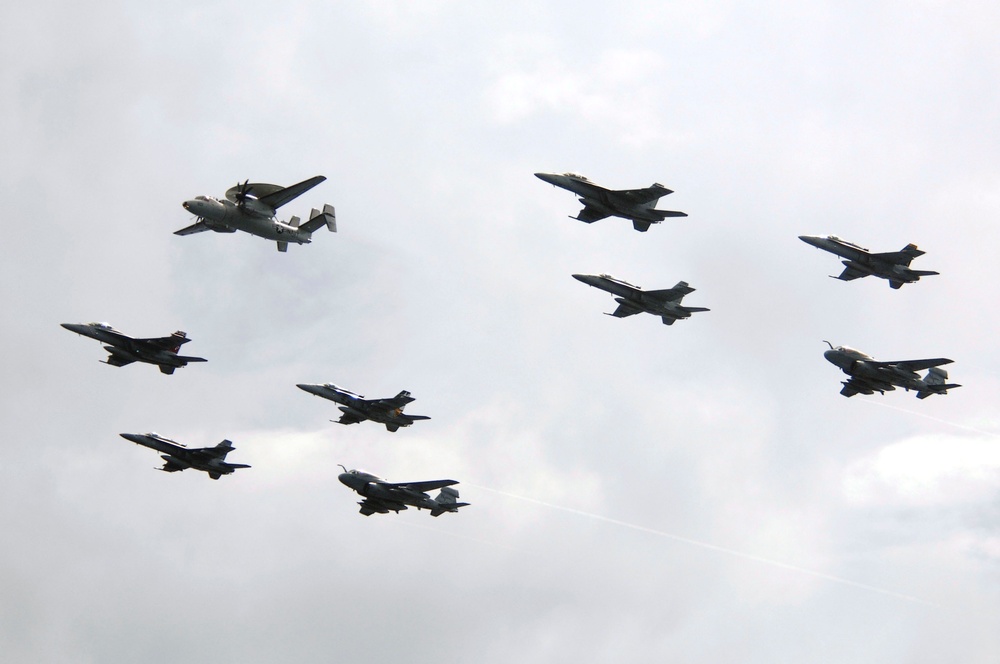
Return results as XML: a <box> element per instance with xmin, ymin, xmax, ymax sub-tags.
<box><xmin>466</xmin><ymin>483</ymin><xmax>940</xmax><ymax>608</ymax></box>
<box><xmin>861</xmin><ymin>399</ymin><xmax>1000</xmax><ymax>438</ymax></box>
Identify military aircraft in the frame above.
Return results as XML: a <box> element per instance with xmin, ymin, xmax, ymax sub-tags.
<box><xmin>61</xmin><ymin>322</ymin><xmax>206</xmax><ymax>374</ymax></box>
<box><xmin>535</xmin><ymin>172</ymin><xmax>687</xmax><ymax>232</ymax></box>
<box><xmin>337</xmin><ymin>466</ymin><xmax>468</xmax><ymax>516</ymax></box>
<box><xmin>798</xmin><ymin>235</ymin><xmax>939</xmax><ymax>289</ymax></box>
<box><xmin>572</xmin><ymin>273</ymin><xmax>709</xmax><ymax>325</ymax></box>
<box><xmin>296</xmin><ymin>383</ymin><xmax>430</xmax><ymax>432</ymax></box>
<box><xmin>822</xmin><ymin>342</ymin><xmax>960</xmax><ymax>398</ymax></box>
<box><xmin>119</xmin><ymin>433</ymin><xmax>250</xmax><ymax>479</ymax></box>
<box><xmin>177</xmin><ymin>175</ymin><xmax>336</xmax><ymax>252</ymax></box>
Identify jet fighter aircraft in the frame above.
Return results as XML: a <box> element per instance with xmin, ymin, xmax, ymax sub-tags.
<box><xmin>572</xmin><ymin>273</ymin><xmax>709</xmax><ymax>325</ymax></box>
<box><xmin>177</xmin><ymin>175</ymin><xmax>336</xmax><ymax>252</ymax></box>
<box><xmin>799</xmin><ymin>235</ymin><xmax>938</xmax><ymax>289</ymax></box>
<box><xmin>535</xmin><ymin>172</ymin><xmax>687</xmax><ymax>232</ymax></box>
<box><xmin>337</xmin><ymin>466</ymin><xmax>468</xmax><ymax>516</ymax></box>
<box><xmin>120</xmin><ymin>433</ymin><xmax>250</xmax><ymax>479</ymax></box>
<box><xmin>296</xmin><ymin>383</ymin><xmax>430</xmax><ymax>432</ymax></box>
<box><xmin>822</xmin><ymin>342</ymin><xmax>960</xmax><ymax>398</ymax></box>
<box><xmin>61</xmin><ymin>322</ymin><xmax>206</xmax><ymax>374</ymax></box>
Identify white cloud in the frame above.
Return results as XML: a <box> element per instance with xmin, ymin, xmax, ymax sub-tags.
<box><xmin>843</xmin><ymin>433</ymin><xmax>1000</xmax><ymax>507</ymax></box>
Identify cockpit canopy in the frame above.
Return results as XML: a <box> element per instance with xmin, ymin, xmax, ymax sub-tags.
<box><xmin>325</xmin><ymin>383</ymin><xmax>364</xmax><ymax>398</ymax></box>
<box><xmin>89</xmin><ymin>322</ymin><xmax>117</xmax><ymax>331</ymax></box>
<box><xmin>598</xmin><ymin>274</ymin><xmax>638</xmax><ymax>288</ymax></box>
<box><xmin>836</xmin><ymin>346</ymin><xmax>873</xmax><ymax>360</ymax></box>
<box><xmin>564</xmin><ymin>172</ymin><xmax>590</xmax><ymax>181</ymax></box>
<box><xmin>345</xmin><ymin>468</ymin><xmax>381</xmax><ymax>481</ymax></box>
<box><xmin>827</xmin><ymin>235</ymin><xmax>868</xmax><ymax>252</ymax></box>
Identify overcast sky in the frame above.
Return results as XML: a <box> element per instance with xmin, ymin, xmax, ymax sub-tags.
<box><xmin>3</xmin><ymin>1</ymin><xmax>999</xmax><ymax>662</ymax></box>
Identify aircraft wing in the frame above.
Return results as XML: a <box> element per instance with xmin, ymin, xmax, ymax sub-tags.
<box><xmin>835</xmin><ymin>265</ymin><xmax>868</xmax><ymax>281</ymax></box>
<box><xmin>174</xmin><ymin>221</ymin><xmax>216</xmax><ymax>236</ymax></box>
<box><xmin>840</xmin><ymin>377</ymin><xmax>888</xmax><ymax>397</ymax></box>
<box><xmin>573</xmin><ymin>204</ymin><xmax>611</xmax><ymax>224</ymax></box>
<box><xmin>391</xmin><ymin>479</ymin><xmax>459</xmax><ymax>493</ymax></box>
<box><xmin>645</xmin><ymin>283</ymin><xmax>695</xmax><ymax>302</ymax></box>
<box><xmin>369</xmin><ymin>394</ymin><xmax>415</xmax><ymax>410</ymax></box>
<box><xmin>609</xmin><ymin>185</ymin><xmax>671</xmax><ymax>206</ymax></box>
<box><xmin>134</xmin><ymin>335</ymin><xmax>189</xmax><ymax>351</ymax></box>
<box><xmin>870</xmin><ymin>245</ymin><xmax>925</xmax><ymax>263</ymax></box>
<box><xmin>104</xmin><ymin>353</ymin><xmax>137</xmax><ymax>367</ymax></box>
<box><xmin>160</xmin><ymin>458</ymin><xmax>187</xmax><ymax>472</ymax></box>
<box><xmin>609</xmin><ymin>301</ymin><xmax>645</xmax><ymax>317</ymax></box>
<box><xmin>873</xmin><ymin>358</ymin><xmax>953</xmax><ymax>372</ymax></box>
<box><xmin>258</xmin><ymin>175</ymin><xmax>327</xmax><ymax>210</ymax></box>
<box><xmin>336</xmin><ymin>412</ymin><xmax>366</xmax><ymax>425</ymax></box>
<box><xmin>358</xmin><ymin>497</ymin><xmax>406</xmax><ymax>515</ymax></box>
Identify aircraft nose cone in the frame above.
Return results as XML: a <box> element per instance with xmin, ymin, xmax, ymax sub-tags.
<box><xmin>823</xmin><ymin>349</ymin><xmax>848</xmax><ymax>369</ymax></box>
<box><xmin>798</xmin><ymin>235</ymin><xmax>821</xmax><ymax>247</ymax></box>
<box><xmin>120</xmin><ymin>433</ymin><xmax>143</xmax><ymax>444</ymax></box>
<box><xmin>534</xmin><ymin>172</ymin><xmax>559</xmax><ymax>185</ymax></box>
<box><xmin>296</xmin><ymin>383</ymin><xmax>319</xmax><ymax>394</ymax></box>
<box><xmin>337</xmin><ymin>473</ymin><xmax>352</xmax><ymax>487</ymax></box>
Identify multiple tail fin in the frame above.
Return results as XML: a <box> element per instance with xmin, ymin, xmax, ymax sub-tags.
<box><xmin>276</xmin><ymin>204</ymin><xmax>336</xmax><ymax>251</ymax></box>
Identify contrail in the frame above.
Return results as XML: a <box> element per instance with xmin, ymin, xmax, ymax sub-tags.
<box><xmin>466</xmin><ymin>483</ymin><xmax>941</xmax><ymax>608</ymax></box>
<box><xmin>861</xmin><ymin>399</ymin><xmax>1000</xmax><ymax>438</ymax></box>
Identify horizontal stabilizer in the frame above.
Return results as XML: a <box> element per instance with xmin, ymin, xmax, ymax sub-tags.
<box><xmin>431</xmin><ymin>502</ymin><xmax>469</xmax><ymax>517</ymax></box>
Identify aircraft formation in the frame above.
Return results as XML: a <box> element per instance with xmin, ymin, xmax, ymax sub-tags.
<box><xmin>63</xmin><ymin>171</ymin><xmax>958</xmax><ymax>515</ymax></box>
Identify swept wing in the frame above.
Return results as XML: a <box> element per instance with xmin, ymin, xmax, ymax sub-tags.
<box><xmin>610</xmin><ymin>301</ymin><xmax>645</xmax><ymax>318</ymax></box>
<box><xmin>574</xmin><ymin>204</ymin><xmax>611</xmax><ymax>223</ymax></box>
<box><xmin>644</xmin><ymin>283</ymin><xmax>695</xmax><ymax>302</ymax></box>
<box><xmin>607</xmin><ymin>185</ymin><xmax>672</xmax><ymax>206</ymax></box>
<box><xmin>836</xmin><ymin>264</ymin><xmax>868</xmax><ymax>281</ymax></box>
<box><xmin>870</xmin><ymin>358</ymin><xmax>953</xmax><ymax>372</ymax></box>
<box><xmin>389</xmin><ymin>479</ymin><xmax>459</xmax><ymax>493</ymax></box>
<box><xmin>257</xmin><ymin>175</ymin><xmax>327</xmax><ymax>210</ymax></box>
<box><xmin>174</xmin><ymin>221</ymin><xmax>217</xmax><ymax>236</ymax></box>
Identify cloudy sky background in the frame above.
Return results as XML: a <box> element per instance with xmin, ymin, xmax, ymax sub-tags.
<box><xmin>3</xmin><ymin>1</ymin><xmax>999</xmax><ymax>662</ymax></box>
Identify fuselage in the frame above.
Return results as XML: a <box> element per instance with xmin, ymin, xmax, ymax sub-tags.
<box><xmin>182</xmin><ymin>196</ymin><xmax>313</xmax><ymax>244</ymax></box>
<box><xmin>798</xmin><ymin>235</ymin><xmax>931</xmax><ymax>286</ymax></box>
<box><xmin>824</xmin><ymin>347</ymin><xmax>929</xmax><ymax>392</ymax></box>
<box><xmin>338</xmin><ymin>471</ymin><xmax>439</xmax><ymax>511</ymax></box>
<box><xmin>297</xmin><ymin>383</ymin><xmax>421</xmax><ymax>426</ymax></box>
<box><xmin>61</xmin><ymin>322</ymin><xmax>189</xmax><ymax>367</ymax></box>
<box><xmin>572</xmin><ymin>274</ymin><xmax>692</xmax><ymax>320</ymax></box>
<box><xmin>535</xmin><ymin>172</ymin><xmax>669</xmax><ymax>221</ymax></box>
<box><xmin>120</xmin><ymin>433</ymin><xmax>243</xmax><ymax>475</ymax></box>
<box><xmin>799</xmin><ymin>235</ymin><xmax>870</xmax><ymax>261</ymax></box>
